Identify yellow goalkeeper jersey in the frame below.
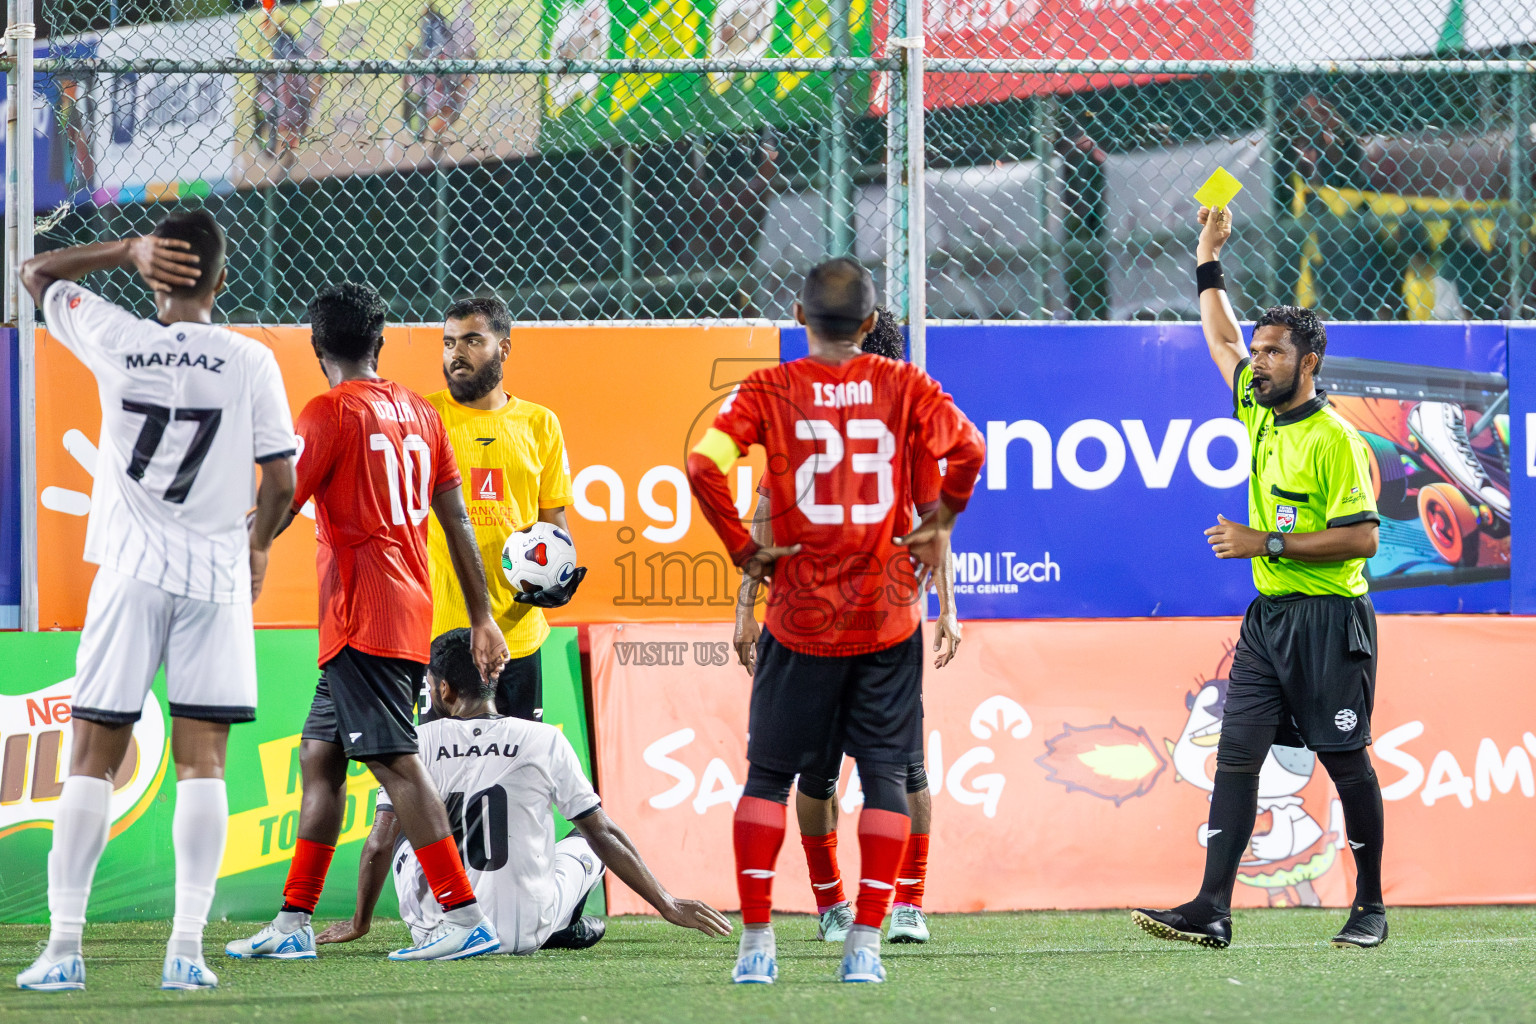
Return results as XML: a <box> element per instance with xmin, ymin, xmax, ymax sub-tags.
<box><xmin>426</xmin><ymin>391</ymin><xmax>574</xmax><ymax>659</ymax></box>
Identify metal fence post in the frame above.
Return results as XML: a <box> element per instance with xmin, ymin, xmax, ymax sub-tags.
<box><xmin>1031</xmin><ymin>95</ymin><xmax>1050</xmax><ymax>319</ymax></box>
<box><xmin>904</xmin><ymin>0</ymin><xmax>925</xmax><ymax>370</ymax></box>
<box><xmin>621</xmin><ymin>144</ymin><xmax>638</xmax><ymax>318</ymax></box>
<box><xmin>1261</xmin><ymin>71</ymin><xmax>1280</xmax><ymax>307</ymax></box>
<box><xmin>1511</xmin><ymin>70</ymin><xmax>1529</xmax><ymax>318</ymax></box>
<box><xmin>7</xmin><ymin>0</ymin><xmax>36</xmax><ymax>630</ymax></box>
<box><xmin>883</xmin><ymin>0</ymin><xmax>908</xmax><ymax>323</ymax></box>
<box><xmin>827</xmin><ymin>0</ymin><xmax>854</xmax><ymax>258</ymax></box>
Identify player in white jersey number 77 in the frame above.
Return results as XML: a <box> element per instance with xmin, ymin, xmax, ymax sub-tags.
<box><xmin>16</xmin><ymin>213</ymin><xmax>299</xmax><ymax>994</ymax></box>
<box><xmin>315</xmin><ymin>628</ymin><xmax>732</xmax><ymax>953</ymax></box>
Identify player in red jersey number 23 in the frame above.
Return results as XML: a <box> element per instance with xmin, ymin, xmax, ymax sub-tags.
<box><xmin>228</xmin><ymin>283</ymin><xmax>511</xmax><ymax>964</ymax></box>
<box><xmin>687</xmin><ymin>258</ymin><xmax>986</xmax><ymax>986</ymax></box>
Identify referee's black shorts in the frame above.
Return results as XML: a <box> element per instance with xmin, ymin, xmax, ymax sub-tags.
<box><xmin>747</xmin><ymin>627</ymin><xmax>924</xmax><ymax>774</ymax></box>
<box><xmin>1227</xmin><ymin>592</ymin><xmax>1377</xmax><ymax>751</ymax></box>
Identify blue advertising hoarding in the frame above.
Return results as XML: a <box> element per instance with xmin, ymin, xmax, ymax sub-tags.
<box><xmin>0</xmin><ymin>329</ymin><xmax>18</xmax><ymax>627</ymax></box>
<box><xmin>1508</xmin><ymin>325</ymin><xmax>1536</xmax><ymax>614</ymax></box>
<box><xmin>782</xmin><ymin>321</ymin><xmax>1511</xmax><ymax>617</ymax></box>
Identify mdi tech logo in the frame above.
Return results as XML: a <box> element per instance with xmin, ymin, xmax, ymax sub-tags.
<box><xmin>954</xmin><ymin>551</ymin><xmax>1060</xmax><ymax>594</ymax></box>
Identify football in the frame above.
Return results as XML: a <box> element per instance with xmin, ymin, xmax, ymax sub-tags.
<box><xmin>501</xmin><ymin>521</ymin><xmax>578</xmax><ymax>596</ymax></box>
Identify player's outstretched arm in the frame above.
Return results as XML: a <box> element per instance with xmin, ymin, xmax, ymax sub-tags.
<box><xmin>315</xmin><ymin>808</ymin><xmax>400</xmax><ymax>944</ymax></box>
<box><xmin>431</xmin><ymin>484</ymin><xmax>510</xmax><ymax>682</ymax></box>
<box><xmin>1196</xmin><ymin>206</ymin><xmax>1248</xmax><ymax>384</ymax></box>
<box><xmin>732</xmin><ymin>493</ymin><xmax>773</xmax><ymax>674</ymax></box>
<box><xmin>20</xmin><ymin>236</ymin><xmax>202</xmax><ymax>306</ymax></box>
<box><xmin>572</xmin><ymin>807</ymin><xmax>732</xmax><ymax>937</ymax></box>
<box><xmin>249</xmin><ymin>456</ymin><xmax>296</xmax><ymax>602</ymax></box>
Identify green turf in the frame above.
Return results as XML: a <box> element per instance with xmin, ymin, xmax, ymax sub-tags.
<box><xmin>2</xmin><ymin>908</ymin><xmax>1534</xmax><ymax>1023</ymax></box>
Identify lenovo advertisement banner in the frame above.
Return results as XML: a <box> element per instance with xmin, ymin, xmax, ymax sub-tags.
<box><xmin>592</xmin><ymin>619</ymin><xmax>1536</xmax><ymax>916</ymax></box>
<box><xmin>919</xmin><ymin>321</ymin><xmax>1510</xmax><ymax>618</ymax></box>
<box><xmin>0</xmin><ymin>628</ymin><xmax>590</xmax><ymax>924</ymax></box>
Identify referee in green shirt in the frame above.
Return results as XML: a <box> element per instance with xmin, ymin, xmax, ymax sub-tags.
<box><xmin>1132</xmin><ymin>204</ymin><xmax>1389</xmax><ymax>951</ymax></box>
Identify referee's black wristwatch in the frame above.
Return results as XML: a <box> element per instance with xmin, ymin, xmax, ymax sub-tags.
<box><xmin>1264</xmin><ymin>532</ymin><xmax>1285</xmax><ymax>560</ymax></box>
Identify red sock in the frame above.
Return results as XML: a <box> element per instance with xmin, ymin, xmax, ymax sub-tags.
<box><xmin>734</xmin><ymin>796</ymin><xmax>787</xmax><ymax>926</ymax></box>
<box><xmin>281</xmin><ymin>838</ymin><xmax>335</xmax><ymax>914</ymax></box>
<box><xmin>894</xmin><ymin>832</ymin><xmax>929</xmax><ymax>909</ymax></box>
<box><xmin>854</xmin><ymin>808</ymin><xmax>911</xmax><ymax>928</ymax></box>
<box><xmin>801</xmin><ymin>832</ymin><xmax>847</xmax><ymax>912</ymax></box>
<box><xmin>416</xmin><ymin>834</ymin><xmax>477</xmax><ymax>911</ymax></box>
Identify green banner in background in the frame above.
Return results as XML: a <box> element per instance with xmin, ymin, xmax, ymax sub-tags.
<box><xmin>0</xmin><ymin>627</ymin><xmax>594</xmax><ymax>925</ymax></box>
<box><xmin>541</xmin><ymin>0</ymin><xmax>872</xmax><ymax>150</ymax></box>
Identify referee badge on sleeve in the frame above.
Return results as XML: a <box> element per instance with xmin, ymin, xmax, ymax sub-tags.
<box><xmin>1276</xmin><ymin>505</ymin><xmax>1297</xmax><ymax>533</ymax></box>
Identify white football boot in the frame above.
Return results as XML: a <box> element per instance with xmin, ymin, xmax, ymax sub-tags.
<box><xmin>224</xmin><ymin>920</ymin><xmax>318</xmax><ymax>960</ymax></box>
<box><xmin>16</xmin><ymin>952</ymin><xmax>85</xmax><ymax>992</ymax></box>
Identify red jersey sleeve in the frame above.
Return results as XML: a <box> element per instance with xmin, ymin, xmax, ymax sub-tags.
<box><xmin>685</xmin><ymin>374</ymin><xmax>767</xmax><ymax>565</ymax></box>
<box><xmin>911</xmin><ymin>451</ymin><xmax>942</xmax><ymax>517</ymax></box>
<box><xmin>425</xmin><ymin>403</ymin><xmax>462</xmax><ymax>497</ymax></box>
<box><xmin>906</xmin><ymin>365</ymin><xmax>985</xmax><ymax>512</ymax></box>
<box><xmin>291</xmin><ymin>394</ymin><xmax>339</xmax><ymax>514</ymax></box>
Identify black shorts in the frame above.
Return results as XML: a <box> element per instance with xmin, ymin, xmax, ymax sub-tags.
<box><xmin>416</xmin><ymin>649</ymin><xmax>543</xmax><ymax>724</ymax></box>
<box><xmin>302</xmin><ymin>646</ymin><xmax>424</xmax><ymax>761</ymax></box>
<box><xmin>747</xmin><ymin>628</ymin><xmax>924</xmax><ymax>774</ymax></box>
<box><xmin>1227</xmin><ymin>593</ymin><xmax>1377</xmax><ymax>752</ymax></box>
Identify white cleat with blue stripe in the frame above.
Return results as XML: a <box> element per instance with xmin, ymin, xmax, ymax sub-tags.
<box><xmin>732</xmin><ymin>949</ymin><xmax>778</xmax><ymax>984</ymax></box>
<box><xmin>161</xmin><ymin>955</ymin><xmax>218</xmax><ymax>990</ymax></box>
<box><xmin>225</xmin><ymin>921</ymin><xmax>318</xmax><ymax>960</ymax></box>
<box><xmin>16</xmin><ymin>952</ymin><xmax>85</xmax><ymax>992</ymax></box>
<box><xmin>388</xmin><ymin>917</ymin><xmax>500</xmax><ymax>961</ymax></box>
<box><xmin>838</xmin><ymin>947</ymin><xmax>887</xmax><ymax>984</ymax></box>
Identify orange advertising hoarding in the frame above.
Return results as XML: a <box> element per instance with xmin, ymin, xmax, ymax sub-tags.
<box><xmin>34</xmin><ymin>323</ymin><xmax>775</xmax><ymax>629</ymax></box>
<box><xmin>591</xmin><ymin>617</ymin><xmax>1536</xmax><ymax>915</ymax></box>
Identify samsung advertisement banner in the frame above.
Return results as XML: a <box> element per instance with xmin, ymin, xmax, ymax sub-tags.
<box><xmin>782</xmin><ymin>322</ymin><xmax>1511</xmax><ymax>617</ymax></box>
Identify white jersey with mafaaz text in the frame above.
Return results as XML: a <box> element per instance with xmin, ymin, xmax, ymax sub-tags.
<box><xmin>379</xmin><ymin>714</ymin><xmax>602</xmax><ymax>952</ymax></box>
<box><xmin>44</xmin><ymin>281</ymin><xmax>296</xmax><ymax>603</ymax></box>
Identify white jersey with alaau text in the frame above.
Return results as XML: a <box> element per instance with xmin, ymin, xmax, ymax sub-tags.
<box><xmin>44</xmin><ymin>281</ymin><xmax>296</xmax><ymax>603</ymax></box>
<box><xmin>379</xmin><ymin>714</ymin><xmax>601</xmax><ymax>952</ymax></box>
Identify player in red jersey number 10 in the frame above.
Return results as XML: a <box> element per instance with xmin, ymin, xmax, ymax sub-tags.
<box><xmin>227</xmin><ymin>282</ymin><xmax>511</xmax><ymax>964</ymax></box>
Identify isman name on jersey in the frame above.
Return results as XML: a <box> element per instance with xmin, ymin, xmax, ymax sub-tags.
<box><xmin>435</xmin><ymin>741</ymin><xmax>520</xmax><ymax>762</ymax></box>
<box><xmin>125</xmin><ymin>351</ymin><xmax>226</xmax><ymax>373</ymax></box>
<box><xmin>813</xmin><ymin>379</ymin><xmax>874</xmax><ymax>409</ymax></box>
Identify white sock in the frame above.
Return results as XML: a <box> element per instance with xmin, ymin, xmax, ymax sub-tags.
<box><xmin>169</xmin><ymin>778</ymin><xmax>228</xmax><ymax>960</ymax></box>
<box><xmin>45</xmin><ymin>775</ymin><xmax>114</xmax><ymax>960</ymax></box>
<box><xmin>739</xmin><ymin>923</ymin><xmax>775</xmax><ymax>958</ymax></box>
<box><xmin>843</xmin><ymin>923</ymin><xmax>881</xmax><ymax>957</ymax></box>
<box><xmin>442</xmin><ymin>901</ymin><xmax>484</xmax><ymax>928</ymax></box>
<box><xmin>274</xmin><ymin>910</ymin><xmax>311</xmax><ymax>933</ymax></box>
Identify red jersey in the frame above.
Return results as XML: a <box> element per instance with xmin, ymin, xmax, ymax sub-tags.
<box><xmin>691</xmin><ymin>353</ymin><xmax>985</xmax><ymax>656</ymax></box>
<box><xmin>292</xmin><ymin>378</ymin><xmax>461</xmax><ymax>666</ymax></box>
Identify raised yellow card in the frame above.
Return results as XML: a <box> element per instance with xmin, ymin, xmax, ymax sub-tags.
<box><xmin>1194</xmin><ymin>167</ymin><xmax>1244</xmax><ymax>209</ymax></box>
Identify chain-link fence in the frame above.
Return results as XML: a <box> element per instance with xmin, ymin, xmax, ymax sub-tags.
<box><xmin>6</xmin><ymin>0</ymin><xmax>1536</xmax><ymax>324</ymax></box>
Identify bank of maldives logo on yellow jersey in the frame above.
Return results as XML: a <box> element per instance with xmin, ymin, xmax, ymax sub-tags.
<box><xmin>471</xmin><ymin>468</ymin><xmax>504</xmax><ymax>503</ymax></box>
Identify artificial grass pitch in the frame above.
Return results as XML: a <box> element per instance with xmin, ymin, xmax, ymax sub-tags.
<box><xmin>2</xmin><ymin>907</ymin><xmax>1534</xmax><ymax>1024</ymax></box>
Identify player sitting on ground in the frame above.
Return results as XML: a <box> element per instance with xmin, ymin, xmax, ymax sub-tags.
<box><xmin>317</xmin><ymin>628</ymin><xmax>732</xmax><ymax>953</ymax></box>
<box><xmin>16</xmin><ymin>212</ymin><xmax>297</xmax><ymax>993</ymax></box>
<box><xmin>733</xmin><ymin>307</ymin><xmax>960</xmax><ymax>947</ymax></box>
<box><xmin>227</xmin><ymin>282</ymin><xmax>511</xmax><ymax>964</ymax></box>
<box><xmin>687</xmin><ymin>258</ymin><xmax>986</xmax><ymax>985</ymax></box>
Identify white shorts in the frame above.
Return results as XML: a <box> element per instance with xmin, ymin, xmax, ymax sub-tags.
<box><xmin>73</xmin><ymin>566</ymin><xmax>258</xmax><ymax>725</ymax></box>
<box><xmin>394</xmin><ymin>835</ymin><xmax>606</xmax><ymax>954</ymax></box>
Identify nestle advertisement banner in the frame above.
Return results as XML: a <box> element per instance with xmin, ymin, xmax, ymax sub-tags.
<box><xmin>592</xmin><ymin>619</ymin><xmax>1536</xmax><ymax>915</ymax></box>
<box><xmin>918</xmin><ymin>321</ymin><xmax>1510</xmax><ymax>617</ymax></box>
<box><xmin>0</xmin><ymin>628</ymin><xmax>591</xmax><ymax>924</ymax></box>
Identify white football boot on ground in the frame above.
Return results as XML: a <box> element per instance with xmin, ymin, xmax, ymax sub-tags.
<box><xmin>224</xmin><ymin>920</ymin><xmax>317</xmax><ymax>960</ymax></box>
<box><xmin>16</xmin><ymin>952</ymin><xmax>85</xmax><ymax>992</ymax></box>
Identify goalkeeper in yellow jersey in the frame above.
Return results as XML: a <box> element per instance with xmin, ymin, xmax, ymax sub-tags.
<box><xmin>420</xmin><ymin>295</ymin><xmax>584</xmax><ymax>723</ymax></box>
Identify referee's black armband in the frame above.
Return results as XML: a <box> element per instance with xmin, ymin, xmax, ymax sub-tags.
<box><xmin>1197</xmin><ymin>261</ymin><xmax>1226</xmax><ymax>294</ymax></box>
